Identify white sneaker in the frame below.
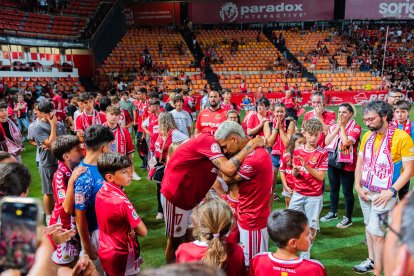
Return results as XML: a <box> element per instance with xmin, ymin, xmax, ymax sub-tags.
<box><xmin>132</xmin><ymin>171</ymin><xmax>141</xmax><ymax>181</ymax></box>
<box><xmin>155</xmin><ymin>212</ymin><xmax>164</xmax><ymax>220</ymax></box>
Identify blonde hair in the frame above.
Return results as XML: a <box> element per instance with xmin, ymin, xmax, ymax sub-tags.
<box><xmin>191</xmin><ymin>198</ymin><xmax>234</xmax><ymax>268</ymax></box>
<box><xmin>158</xmin><ymin>112</ymin><xmax>178</xmax><ymax>136</ymax></box>
<box><xmin>167</xmin><ymin>142</ymin><xmax>181</xmax><ymax>163</ymax></box>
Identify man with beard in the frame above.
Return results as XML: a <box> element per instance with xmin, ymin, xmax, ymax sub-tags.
<box><xmin>194</xmin><ymin>90</ymin><xmax>226</xmax><ymax>135</ymax></box>
<box><xmin>353</xmin><ymin>101</ymin><xmax>414</xmax><ymax>275</ymax></box>
<box><xmin>215</xmin><ymin>121</ymin><xmax>273</xmax><ymax>267</ymax></box>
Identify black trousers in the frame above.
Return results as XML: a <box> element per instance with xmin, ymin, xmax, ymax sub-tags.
<box><xmin>156</xmin><ymin>182</ymin><xmax>163</xmax><ymax>213</ymax></box>
<box><xmin>328</xmin><ymin>165</ymin><xmax>355</xmax><ymax>219</ymax></box>
<box><xmin>136</xmin><ymin>131</ymin><xmax>147</xmax><ymax>168</ymax></box>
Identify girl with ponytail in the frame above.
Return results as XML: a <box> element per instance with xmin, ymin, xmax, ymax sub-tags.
<box><xmin>176</xmin><ymin>198</ymin><xmax>246</xmax><ymax>275</ymax></box>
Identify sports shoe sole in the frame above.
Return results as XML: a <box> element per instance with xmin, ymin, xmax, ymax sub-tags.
<box><xmin>337</xmin><ymin>222</ymin><xmax>353</xmax><ymax>229</ymax></box>
<box><xmin>352</xmin><ymin>268</ymin><xmax>374</xmax><ymax>274</ymax></box>
<box><xmin>320</xmin><ymin>216</ymin><xmax>338</xmax><ymax>222</ymax></box>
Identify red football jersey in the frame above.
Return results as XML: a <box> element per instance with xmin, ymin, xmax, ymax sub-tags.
<box><xmin>176</xmin><ymin>241</ymin><xmax>246</xmax><ymax>276</ymax></box>
<box><xmin>105</xmin><ymin>123</ymin><xmax>135</xmax><ymax>155</ymax></box>
<box><xmin>161</xmin><ymin>133</ymin><xmax>224</xmax><ymax>210</ymax></box>
<box><xmin>74</xmin><ymin>111</ymin><xmax>107</xmax><ymax>132</ymax></box>
<box><xmin>146</xmin><ymin>113</ymin><xmax>159</xmax><ymax>152</ymax></box>
<box><xmin>195</xmin><ymin>108</ymin><xmax>226</xmax><ymax>134</ymax></box>
<box><xmin>221</xmin><ymin>102</ymin><xmax>234</xmax><ymax>112</ymax></box>
<box><xmin>221</xmin><ymin>194</ymin><xmax>240</xmax><ymax>244</ymax></box>
<box><xmin>237</xmin><ymin>148</ymin><xmax>273</xmax><ymax>230</ymax></box>
<box><xmin>96</xmin><ymin>182</ymin><xmax>142</xmax><ymax>276</ymax></box>
<box><xmin>249</xmin><ymin>253</ymin><xmax>327</xmax><ymax>276</ymax></box>
<box><xmin>50</xmin><ymin>162</ymin><xmax>72</xmax><ymax>229</ymax></box>
<box><xmin>135</xmin><ymin>100</ymin><xmax>148</xmax><ymax>132</ymax></box>
<box><xmin>279</xmin><ymin>152</ymin><xmax>297</xmax><ymax>191</ymax></box>
<box><xmin>302</xmin><ymin>109</ymin><xmax>336</xmax><ymax>148</ymax></box>
<box><xmin>119</xmin><ymin>110</ymin><xmax>132</xmax><ymax>128</ymax></box>
<box><xmin>246</xmin><ymin>112</ymin><xmax>272</xmax><ymax>137</ymax></box>
<box><xmin>292</xmin><ymin>146</ymin><xmax>328</xmax><ymax>196</ymax></box>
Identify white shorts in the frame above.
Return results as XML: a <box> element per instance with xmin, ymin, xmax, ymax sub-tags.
<box><xmin>289</xmin><ymin>192</ymin><xmax>323</xmax><ymax>230</ymax></box>
<box><xmin>125</xmin><ymin>241</ymin><xmax>144</xmax><ymax>276</ymax></box>
<box><xmin>359</xmin><ymin>188</ymin><xmax>397</xmax><ymax>237</ymax></box>
<box><xmin>51</xmin><ymin>241</ymin><xmax>78</xmax><ymax>265</ymax></box>
<box><xmin>161</xmin><ymin>194</ymin><xmax>193</xmax><ymax>238</ymax></box>
<box><xmin>282</xmin><ymin>190</ymin><xmax>293</xmax><ymax>198</ymax></box>
<box><xmin>238</xmin><ymin>224</ymin><xmax>269</xmax><ymax>267</ymax></box>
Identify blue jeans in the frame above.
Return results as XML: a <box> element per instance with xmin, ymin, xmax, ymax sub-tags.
<box><xmin>17</xmin><ymin>117</ymin><xmax>29</xmax><ymax>132</ymax></box>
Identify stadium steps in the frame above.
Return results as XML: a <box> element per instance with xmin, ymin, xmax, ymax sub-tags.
<box><xmin>264</xmin><ymin>30</ymin><xmax>317</xmax><ymax>84</ymax></box>
<box><xmin>180</xmin><ymin>29</ymin><xmax>202</xmax><ymax>68</ymax></box>
<box><xmin>79</xmin><ymin>77</ymin><xmax>99</xmax><ymax>92</ymax></box>
<box><xmin>204</xmin><ymin>65</ymin><xmax>222</xmax><ymax>91</ymax></box>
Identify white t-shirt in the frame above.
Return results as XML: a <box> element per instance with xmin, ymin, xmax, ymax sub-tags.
<box><xmin>170</xmin><ymin>109</ymin><xmax>192</xmax><ymax>136</ymax></box>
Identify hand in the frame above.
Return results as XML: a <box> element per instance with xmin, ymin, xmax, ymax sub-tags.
<box><xmin>47</xmin><ymin>225</ymin><xmax>76</xmax><ymax>246</ymax></box>
<box><xmin>260</xmin><ymin>118</ymin><xmax>269</xmax><ymax>126</ymax></box>
<box><xmin>71</xmin><ymin>255</ymin><xmax>99</xmax><ymax>276</ymax></box>
<box><xmin>77</xmin><ymin>129</ymin><xmax>84</xmax><ymax>137</ymax></box>
<box><xmin>356</xmin><ymin>186</ymin><xmax>369</xmax><ymax>201</ymax></box>
<box><xmin>284</xmin><ymin>185</ymin><xmax>293</xmax><ymax>194</ymax></box>
<box><xmin>128</xmin><ymin>229</ymin><xmax>136</xmax><ymax>240</ymax></box>
<box><xmin>374</xmin><ymin>189</ymin><xmax>394</xmax><ymax>207</ymax></box>
<box><xmin>296</xmin><ymin>156</ymin><xmax>306</xmax><ymax>167</ymax></box>
<box><xmin>274</xmin><ymin>118</ymin><xmax>281</xmax><ymax>130</ymax></box>
<box><xmin>251</xmin><ymin>135</ymin><xmax>266</xmax><ymax>148</ymax></box>
<box><xmin>48</xmin><ymin>113</ymin><xmax>57</xmax><ymax>126</ymax></box>
<box><xmin>292</xmin><ymin>163</ymin><xmax>300</xmax><ymax>176</ymax></box>
<box><xmin>69</xmin><ymin>166</ymin><xmax>87</xmax><ymax>185</ymax></box>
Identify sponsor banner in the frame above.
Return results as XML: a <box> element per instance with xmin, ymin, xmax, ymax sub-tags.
<box><xmin>124</xmin><ymin>2</ymin><xmax>180</xmax><ymax>26</ymax></box>
<box><xmin>178</xmin><ymin>90</ymin><xmax>388</xmax><ymax>110</ymax></box>
<box><xmin>0</xmin><ymin>35</ymin><xmax>88</xmax><ymax>48</ymax></box>
<box><xmin>345</xmin><ymin>0</ymin><xmax>414</xmax><ymax>20</ymax></box>
<box><xmin>189</xmin><ymin>0</ymin><xmax>334</xmax><ymax>24</ymax></box>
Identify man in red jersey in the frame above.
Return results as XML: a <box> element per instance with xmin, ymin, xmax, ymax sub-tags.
<box><xmin>194</xmin><ymin>90</ymin><xmax>226</xmax><ymax>135</ymax></box>
<box><xmin>249</xmin><ymin>209</ymin><xmax>327</xmax><ymax>276</ymax></box>
<box><xmin>142</xmin><ymin>99</ymin><xmax>161</xmax><ymax>159</ymax></box>
<box><xmin>289</xmin><ymin>119</ymin><xmax>328</xmax><ymax>260</ymax></box>
<box><xmin>302</xmin><ymin>92</ymin><xmax>336</xmax><ymax>148</ymax></box>
<box><xmin>134</xmin><ymin>88</ymin><xmax>149</xmax><ymax>168</ymax></box>
<box><xmin>161</xmin><ymin>127</ymin><xmax>265</xmax><ymax>263</ymax></box>
<box><xmin>215</xmin><ymin>120</ymin><xmax>273</xmax><ymax>267</ymax></box>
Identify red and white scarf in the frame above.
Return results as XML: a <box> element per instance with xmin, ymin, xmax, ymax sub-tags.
<box><xmin>326</xmin><ymin>119</ymin><xmax>356</xmax><ymax>163</ymax></box>
<box><xmin>79</xmin><ymin>110</ymin><xmax>102</xmax><ymax>130</ymax></box>
<box><xmin>105</xmin><ymin>123</ymin><xmax>126</xmax><ymax>155</ymax></box>
<box><xmin>361</xmin><ymin>123</ymin><xmax>396</xmax><ymax>192</ymax></box>
<box><xmin>0</xmin><ymin>118</ymin><xmax>23</xmax><ymax>156</ymax></box>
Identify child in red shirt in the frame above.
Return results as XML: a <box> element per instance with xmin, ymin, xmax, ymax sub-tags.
<box><xmin>279</xmin><ymin>133</ymin><xmax>306</xmax><ymax>207</ymax></box>
<box><xmin>50</xmin><ymin>135</ymin><xmax>85</xmax><ymax>265</ymax></box>
<box><xmin>176</xmin><ymin>198</ymin><xmax>246</xmax><ymax>276</ymax></box>
<box><xmin>96</xmin><ymin>152</ymin><xmax>147</xmax><ymax>276</ymax></box>
<box><xmin>249</xmin><ymin>209</ymin><xmax>326</xmax><ymax>276</ymax></box>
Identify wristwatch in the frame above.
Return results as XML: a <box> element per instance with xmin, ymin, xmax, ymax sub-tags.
<box><xmin>389</xmin><ymin>186</ymin><xmax>397</xmax><ymax>197</ymax></box>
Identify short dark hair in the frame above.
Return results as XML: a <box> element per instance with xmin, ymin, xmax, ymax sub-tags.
<box><xmin>98</xmin><ymin>152</ymin><xmax>132</xmax><ymax>179</ymax></box>
<box><xmin>363</xmin><ymin>100</ymin><xmax>394</xmax><ymax>123</ymax></box>
<box><xmin>148</xmin><ymin>92</ymin><xmax>158</xmax><ymax>99</ymax></box>
<box><xmin>0</xmin><ymin>101</ymin><xmax>8</xmax><ymax>110</ymax></box>
<box><xmin>149</xmin><ymin>99</ymin><xmax>160</xmax><ymax>106</ymax></box>
<box><xmin>79</xmin><ymin>92</ymin><xmax>94</xmax><ymax>102</ymax></box>
<box><xmin>106</xmin><ymin>106</ymin><xmax>121</xmax><ymax>115</ymax></box>
<box><xmin>339</xmin><ymin>103</ymin><xmax>356</xmax><ymax>115</ymax></box>
<box><xmin>0</xmin><ymin>151</ymin><xmax>12</xmax><ymax>162</ymax></box>
<box><xmin>256</xmin><ymin>97</ymin><xmax>271</xmax><ymax>108</ymax></box>
<box><xmin>38</xmin><ymin>100</ymin><xmax>55</xmax><ymax>113</ymax></box>
<box><xmin>394</xmin><ymin>100</ymin><xmax>412</xmax><ymax>112</ymax></box>
<box><xmin>139</xmin><ymin>87</ymin><xmax>148</xmax><ymax>94</ymax></box>
<box><xmin>267</xmin><ymin>209</ymin><xmax>308</xmax><ymax>248</ymax></box>
<box><xmin>99</xmin><ymin>96</ymin><xmax>112</xmax><ymax>112</ymax></box>
<box><xmin>84</xmin><ymin>125</ymin><xmax>114</xmax><ymax>151</ymax></box>
<box><xmin>174</xmin><ymin>95</ymin><xmax>184</xmax><ymax>104</ymax></box>
<box><xmin>0</xmin><ymin>163</ymin><xmax>31</xmax><ymax>196</ymax></box>
<box><xmin>311</xmin><ymin>91</ymin><xmax>326</xmax><ymax>103</ymax></box>
<box><xmin>51</xmin><ymin>135</ymin><xmax>81</xmax><ymax>162</ymax></box>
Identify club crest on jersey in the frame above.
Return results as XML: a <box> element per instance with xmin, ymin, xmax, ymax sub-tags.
<box><xmin>75</xmin><ymin>193</ymin><xmax>85</xmax><ymax>205</ymax></box>
<box><xmin>58</xmin><ymin>189</ymin><xmax>66</xmax><ymax>199</ymax></box>
<box><xmin>309</xmin><ymin>157</ymin><xmax>317</xmax><ymax>164</ymax></box>
<box><xmin>211</xmin><ymin>143</ymin><xmax>222</xmax><ymax>153</ymax></box>
<box><xmin>215</xmin><ymin>114</ymin><xmax>222</xmax><ymax>120</ymax></box>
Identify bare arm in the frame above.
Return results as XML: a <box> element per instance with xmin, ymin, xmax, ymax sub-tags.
<box><xmin>76</xmin><ymin>130</ymin><xmax>85</xmax><ymax>143</ymax></box>
<box><xmin>194</xmin><ymin>127</ymin><xmax>201</xmax><ymax>136</ymax></box>
<box><xmin>134</xmin><ymin>220</ymin><xmax>148</xmax><ymax>237</ymax></box>
<box><xmin>339</xmin><ymin>125</ymin><xmax>354</xmax><ymax>147</ymax></box>
<box><xmin>42</xmin><ymin>119</ymin><xmax>58</xmax><ymax>148</ymax></box>
<box><xmin>280</xmin><ymin>171</ymin><xmax>293</xmax><ymax>194</ymax></box>
<box><xmin>211</xmin><ymin>137</ymin><xmax>265</xmax><ymax>176</ymax></box>
<box><xmin>62</xmin><ymin>167</ymin><xmax>86</xmax><ymax>215</ymax></box>
<box><xmin>325</xmin><ymin>125</ymin><xmax>340</xmax><ymax>146</ymax></box>
<box><xmin>247</xmin><ymin>121</ymin><xmax>266</xmax><ymax>136</ymax></box>
<box><xmin>212</xmin><ymin>177</ymin><xmax>226</xmax><ymax>196</ymax></box>
<box><xmin>75</xmin><ymin>210</ymin><xmax>96</xmax><ymax>259</ymax></box>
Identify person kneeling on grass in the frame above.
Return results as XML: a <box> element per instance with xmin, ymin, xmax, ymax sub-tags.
<box><xmin>249</xmin><ymin>209</ymin><xmax>326</xmax><ymax>276</ymax></box>
<box><xmin>96</xmin><ymin>152</ymin><xmax>147</xmax><ymax>276</ymax></box>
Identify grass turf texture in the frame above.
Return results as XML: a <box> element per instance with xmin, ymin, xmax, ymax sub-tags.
<box><xmin>23</xmin><ymin>105</ymin><xmax>414</xmax><ymax>275</ymax></box>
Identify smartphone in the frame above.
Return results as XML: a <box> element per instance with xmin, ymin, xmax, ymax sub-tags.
<box><xmin>0</xmin><ymin>197</ymin><xmax>43</xmax><ymax>274</ymax></box>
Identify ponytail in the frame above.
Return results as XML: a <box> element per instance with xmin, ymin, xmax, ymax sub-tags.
<box><xmin>191</xmin><ymin>198</ymin><xmax>234</xmax><ymax>269</ymax></box>
<box><xmin>286</xmin><ymin>133</ymin><xmax>305</xmax><ymax>168</ymax></box>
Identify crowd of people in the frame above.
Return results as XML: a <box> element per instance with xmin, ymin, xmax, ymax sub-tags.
<box><xmin>0</xmin><ymin>80</ymin><xmax>413</xmax><ymax>276</ymax></box>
